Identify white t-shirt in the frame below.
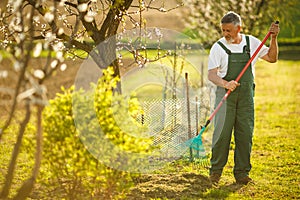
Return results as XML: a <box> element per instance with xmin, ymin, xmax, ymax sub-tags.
<box><xmin>208</xmin><ymin>34</ymin><xmax>269</xmax><ymax>78</ymax></box>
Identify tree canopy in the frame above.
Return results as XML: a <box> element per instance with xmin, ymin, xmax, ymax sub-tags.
<box><xmin>0</xmin><ymin>1</ymin><xmax>182</xmax><ymax>199</ymax></box>
<box><xmin>183</xmin><ymin>0</ymin><xmax>299</xmax><ymax>46</ymax></box>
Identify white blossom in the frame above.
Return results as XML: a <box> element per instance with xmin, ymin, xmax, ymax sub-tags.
<box><xmin>78</xmin><ymin>3</ymin><xmax>88</xmax><ymax>12</ymax></box>
<box><xmin>52</xmin><ymin>41</ymin><xmax>64</xmax><ymax>52</ymax></box>
<box><xmin>33</xmin><ymin>16</ymin><xmax>40</xmax><ymax>25</ymax></box>
<box><xmin>45</xmin><ymin>32</ymin><xmax>56</xmax><ymax>42</ymax></box>
<box><xmin>19</xmin><ymin>33</ymin><xmax>25</xmax><ymax>41</ymax></box>
<box><xmin>84</xmin><ymin>10</ymin><xmax>96</xmax><ymax>22</ymax></box>
<box><xmin>9</xmin><ymin>0</ymin><xmax>23</xmax><ymax>11</ymax></box>
<box><xmin>14</xmin><ymin>25</ymin><xmax>22</xmax><ymax>32</ymax></box>
<box><xmin>33</xmin><ymin>42</ymin><xmax>43</xmax><ymax>57</ymax></box>
<box><xmin>44</xmin><ymin>12</ymin><xmax>54</xmax><ymax>23</ymax></box>
<box><xmin>59</xmin><ymin>0</ymin><xmax>67</xmax><ymax>7</ymax></box>
<box><xmin>60</xmin><ymin>63</ymin><xmax>67</xmax><ymax>71</ymax></box>
<box><xmin>0</xmin><ymin>70</ymin><xmax>8</xmax><ymax>78</ymax></box>
<box><xmin>51</xmin><ymin>60</ymin><xmax>58</xmax><ymax>69</ymax></box>
<box><xmin>84</xmin><ymin>15</ymin><xmax>94</xmax><ymax>23</ymax></box>
<box><xmin>57</xmin><ymin>28</ymin><xmax>64</xmax><ymax>35</ymax></box>
<box><xmin>58</xmin><ymin>14</ymin><xmax>66</xmax><ymax>21</ymax></box>
<box><xmin>14</xmin><ymin>48</ymin><xmax>21</xmax><ymax>57</ymax></box>
<box><xmin>159</xmin><ymin>7</ymin><xmax>167</xmax><ymax>12</ymax></box>
<box><xmin>14</xmin><ymin>61</ymin><xmax>21</xmax><ymax>71</ymax></box>
<box><xmin>56</xmin><ymin>51</ymin><xmax>64</xmax><ymax>62</ymax></box>
<box><xmin>34</xmin><ymin>69</ymin><xmax>45</xmax><ymax>79</ymax></box>
<box><xmin>43</xmin><ymin>42</ymin><xmax>49</xmax><ymax>50</ymax></box>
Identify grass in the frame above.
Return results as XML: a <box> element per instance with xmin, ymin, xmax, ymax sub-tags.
<box><xmin>208</xmin><ymin>60</ymin><xmax>299</xmax><ymax>199</ymax></box>
<box><xmin>128</xmin><ymin>60</ymin><xmax>300</xmax><ymax>199</ymax></box>
<box><xmin>248</xmin><ymin>60</ymin><xmax>300</xmax><ymax>199</ymax></box>
<box><xmin>201</xmin><ymin>60</ymin><xmax>300</xmax><ymax>199</ymax></box>
<box><xmin>0</xmin><ymin>60</ymin><xmax>299</xmax><ymax>199</ymax></box>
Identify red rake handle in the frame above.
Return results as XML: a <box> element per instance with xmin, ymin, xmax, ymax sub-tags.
<box><xmin>200</xmin><ymin>21</ymin><xmax>279</xmax><ymax>132</ymax></box>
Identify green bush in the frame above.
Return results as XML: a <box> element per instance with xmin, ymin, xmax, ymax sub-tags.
<box><xmin>94</xmin><ymin>68</ymin><xmax>153</xmax><ymax>153</ymax></box>
<box><xmin>39</xmin><ymin>67</ymin><xmax>154</xmax><ymax>199</ymax></box>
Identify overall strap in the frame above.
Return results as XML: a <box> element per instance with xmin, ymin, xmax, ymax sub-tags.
<box><xmin>217</xmin><ymin>41</ymin><xmax>231</xmax><ymax>55</ymax></box>
<box><xmin>217</xmin><ymin>35</ymin><xmax>251</xmax><ymax>55</ymax></box>
<box><xmin>244</xmin><ymin>35</ymin><xmax>250</xmax><ymax>54</ymax></box>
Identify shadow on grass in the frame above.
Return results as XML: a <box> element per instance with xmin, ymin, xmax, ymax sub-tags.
<box><xmin>126</xmin><ymin>172</ymin><xmax>245</xmax><ymax>200</ymax></box>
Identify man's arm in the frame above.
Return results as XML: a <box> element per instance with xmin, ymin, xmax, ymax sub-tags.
<box><xmin>208</xmin><ymin>68</ymin><xmax>240</xmax><ymax>91</ymax></box>
<box><xmin>261</xmin><ymin>22</ymin><xmax>280</xmax><ymax>63</ymax></box>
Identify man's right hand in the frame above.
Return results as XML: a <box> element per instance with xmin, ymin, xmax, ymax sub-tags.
<box><xmin>223</xmin><ymin>80</ymin><xmax>240</xmax><ymax>91</ymax></box>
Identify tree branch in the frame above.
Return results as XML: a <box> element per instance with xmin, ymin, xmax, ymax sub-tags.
<box><xmin>54</xmin><ymin>0</ymin><xmax>78</xmax><ymax>8</ymax></box>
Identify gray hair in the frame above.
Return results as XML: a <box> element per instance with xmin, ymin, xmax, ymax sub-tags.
<box><xmin>221</xmin><ymin>11</ymin><xmax>241</xmax><ymax>26</ymax></box>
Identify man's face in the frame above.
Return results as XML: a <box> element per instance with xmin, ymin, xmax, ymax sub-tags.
<box><xmin>221</xmin><ymin>23</ymin><xmax>240</xmax><ymax>44</ymax></box>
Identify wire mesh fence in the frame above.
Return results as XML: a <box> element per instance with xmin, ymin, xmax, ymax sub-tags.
<box><xmin>133</xmin><ymin>91</ymin><xmax>213</xmax><ymax>164</ymax></box>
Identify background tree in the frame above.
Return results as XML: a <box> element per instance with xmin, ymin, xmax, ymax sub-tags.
<box><xmin>183</xmin><ymin>0</ymin><xmax>299</xmax><ymax>46</ymax></box>
<box><xmin>0</xmin><ymin>0</ymin><xmax>182</xmax><ymax>199</ymax></box>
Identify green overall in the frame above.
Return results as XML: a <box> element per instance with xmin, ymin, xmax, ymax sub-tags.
<box><xmin>210</xmin><ymin>36</ymin><xmax>255</xmax><ymax>179</ymax></box>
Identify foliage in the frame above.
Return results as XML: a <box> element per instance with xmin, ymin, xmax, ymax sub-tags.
<box><xmin>72</xmin><ymin>67</ymin><xmax>157</xmax><ymax>172</ymax></box>
<box><xmin>38</xmin><ymin>67</ymin><xmax>158</xmax><ymax>199</ymax></box>
<box><xmin>41</xmin><ymin>87</ymin><xmax>130</xmax><ymax>199</ymax></box>
<box><xmin>94</xmin><ymin>67</ymin><xmax>153</xmax><ymax>153</ymax></box>
<box><xmin>183</xmin><ymin>0</ymin><xmax>299</xmax><ymax>46</ymax></box>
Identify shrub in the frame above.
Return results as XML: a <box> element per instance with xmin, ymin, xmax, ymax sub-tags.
<box><xmin>39</xmin><ymin>67</ymin><xmax>153</xmax><ymax>199</ymax></box>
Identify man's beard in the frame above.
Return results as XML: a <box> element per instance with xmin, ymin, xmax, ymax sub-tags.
<box><xmin>225</xmin><ymin>36</ymin><xmax>234</xmax><ymax>44</ymax></box>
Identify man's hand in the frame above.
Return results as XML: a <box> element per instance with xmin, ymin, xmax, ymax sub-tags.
<box><xmin>208</xmin><ymin>69</ymin><xmax>240</xmax><ymax>91</ymax></box>
<box><xmin>223</xmin><ymin>80</ymin><xmax>240</xmax><ymax>91</ymax></box>
<box><xmin>269</xmin><ymin>22</ymin><xmax>280</xmax><ymax>38</ymax></box>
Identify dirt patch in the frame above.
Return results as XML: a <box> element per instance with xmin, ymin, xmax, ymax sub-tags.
<box><xmin>126</xmin><ymin>172</ymin><xmax>211</xmax><ymax>199</ymax></box>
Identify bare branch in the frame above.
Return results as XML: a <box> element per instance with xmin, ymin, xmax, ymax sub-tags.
<box><xmin>131</xmin><ymin>3</ymin><xmax>184</xmax><ymax>13</ymax></box>
<box><xmin>54</xmin><ymin>0</ymin><xmax>78</xmax><ymax>8</ymax></box>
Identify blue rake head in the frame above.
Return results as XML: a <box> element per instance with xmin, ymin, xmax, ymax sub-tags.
<box><xmin>174</xmin><ymin>126</ymin><xmax>207</xmax><ymax>154</ymax></box>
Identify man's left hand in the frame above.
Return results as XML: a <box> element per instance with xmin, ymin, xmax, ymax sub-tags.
<box><xmin>269</xmin><ymin>22</ymin><xmax>280</xmax><ymax>38</ymax></box>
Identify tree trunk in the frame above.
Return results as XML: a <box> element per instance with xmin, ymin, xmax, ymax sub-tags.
<box><xmin>94</xmin><ymin>0</ymin><xmax>134</xmax><ymax>93</ymax></box>
<box><xmin>0</xmin><ymin>101</ymin><xmax>31</xmax><ymax>199</ymax></box>
<box><xmin>13</xmin><ymin>105</ymin><xmax>44</xmax><ymax>200</ymax></box>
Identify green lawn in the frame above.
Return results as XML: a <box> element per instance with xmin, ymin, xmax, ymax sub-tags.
<box><xmin>128</xmin><ymin>59</ymin><xmax>300</xmax><ymax>200</ymax></box>
<box><xmin>190</xmin><ymin>60</ymin><xmax>300</xmax><ymax>199</ymax></box>
<box><xmin>249</xmin><ymin>60</ymin><xmax>300</xmax><ymax>199</ymax></box>
<box><xmin>1</xmin><ymin>60</ymin><xmax>299</xmax><ymax>199</ymax></box>
<box><xmin>167</xmin><ymin>60</ymin><xmax>299</xmax><ymax>200</ymax></box>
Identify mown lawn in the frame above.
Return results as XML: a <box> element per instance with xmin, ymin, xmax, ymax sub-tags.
<box><xmin>127</xmin><ymin>59</ymin><xmax>300</xmax><ymax>200</ymax></box>
<box><xmin>194</xmin><ymin>60</ymin><xmax>300</xmax><ymax>199</ymax></box>
<box><xmin>195</xmin><ymin>60</ymin><xmax>300</xmax><ymax>200</ymax></box>
<box><xmin>248</xmin><ymin>60</ymin><xmax>299</xmax><ymax>199</ymax></box>
<box><xmin>0</xmin><ymin>60</ymin><xmax>299</xmax><ymax>199</ymax></box>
